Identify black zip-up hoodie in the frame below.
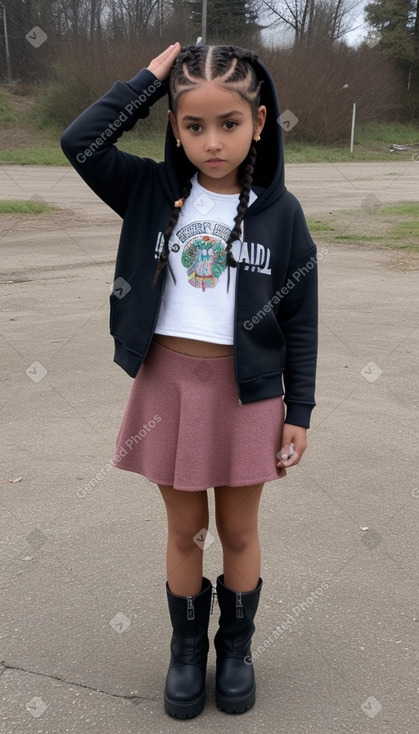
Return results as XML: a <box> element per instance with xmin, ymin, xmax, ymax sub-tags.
<box><xmin>61</xmin><ymin>56</ymin><xmax>318</xmax><ymax>428</ymax></box>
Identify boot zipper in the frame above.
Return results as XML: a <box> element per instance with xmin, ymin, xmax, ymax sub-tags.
<box><xmin>186</xmin><ymin>596</ymin><xmax>195</xmax><ymax>620</ymax></box>
<box><xmin>236</xmin><ymin>592</ymin><xmax>244</xmax><ymax>618</ymax></box>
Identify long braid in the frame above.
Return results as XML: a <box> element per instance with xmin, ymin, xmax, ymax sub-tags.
<box><xmin>224</xmin><ymin>141</ymin><xmax>257</xmax><ymax>289</ymax></box>
<box><xmin>226</xmin><ymin>141</ymin><xmax>257</xmax><ymax>262</ymax></box>
<box><xmin>152</xmin><ymin>179</ymin><xmax>193</xmax><ymax>286</ymax></box>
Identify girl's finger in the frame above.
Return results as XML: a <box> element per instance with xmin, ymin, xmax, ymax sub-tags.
<box><xmin>155</xmin><ymin>43</ymin><xmax>179</xmax><ymax>62</ymax></box>
<box><xmin>148</xmin><ymin>43</ymin><xmax>180</xmax><ymax>79</ymax></box>
<box><xmin>277</xmin><ymin>448</ymin><xmax>301</xmax><ymax>468</ymax></box>
<box><xmin>277</xmin><ymin>449</ymin><xmax>304</xmax><ymax>469</ymax></box>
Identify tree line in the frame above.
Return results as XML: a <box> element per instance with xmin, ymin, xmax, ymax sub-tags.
<box><xmin>0</xmin><ymin>0</ymin><xmax>418</xmax><ymax>131</ymax></box>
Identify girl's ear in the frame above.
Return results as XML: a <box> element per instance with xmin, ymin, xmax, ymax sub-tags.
<box><xmin>168</xmin><ymin>110</ymin><xmax>180</xmax><ymax>142</ymax></box>
<box><xmin>254</xmin><ymin>105</ymin><xmax>267</xmax><ymax>139</ymax></box>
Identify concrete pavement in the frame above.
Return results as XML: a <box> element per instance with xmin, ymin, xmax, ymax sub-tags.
<box><xmin>0</xmin><ymin>163</ymin><xmax>418</xmax><ymax>733</ymax></box>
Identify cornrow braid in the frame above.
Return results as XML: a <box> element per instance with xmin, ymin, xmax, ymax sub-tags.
<box><xmin>169</xmin><ymin>44</ymin><xmax>262</xmax><ymax>116</ymax></box>
<box><xmin>225</xmin><ymin>141</ymin><xmax>258</xmax><ymax>290</ymax></box>
<box><xmin>152</xmin><ymin>179</ymin><xmax>193</xmax><ymax>286</ymax></box>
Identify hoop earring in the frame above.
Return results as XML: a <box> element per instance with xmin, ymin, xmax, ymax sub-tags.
<box><xmin>176</xmin><ymin>139</ymin><xmax>182</xmax><ymax>148</ymax></box>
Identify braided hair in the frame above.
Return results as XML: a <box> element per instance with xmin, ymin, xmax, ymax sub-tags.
<box><xmin>153</xmin><ymin>44</ymin><xmax>262</xmax><ymax>288</ymax></box>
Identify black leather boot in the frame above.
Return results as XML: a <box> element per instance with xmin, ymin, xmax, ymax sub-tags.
<box><xmin>214</xmin><ymin>574</ymin><xmax>262</xmax><ymax>714</ymax></box>
<box><xmin>164</xmin><ymin>577</ymin><xmax>213</xmax><ymax>719</ymax></box>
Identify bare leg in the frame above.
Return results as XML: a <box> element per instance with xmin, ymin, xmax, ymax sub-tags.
<box><xmin>214</xmin><ymin>483</ymin><xmax>264</xmax><ymax>592</ymax></box>
<box><xmin>158</xmin><ymin>485</ymin><xmax>209</xmax><ymax>597</ymax></box>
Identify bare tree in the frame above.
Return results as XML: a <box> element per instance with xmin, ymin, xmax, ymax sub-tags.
<box><xmin>105</xmin><ymin>0</ymin><xmax>161</xmax><ymax>42</ymax></box>
<box><xmin>260</xmin><ymin>0</ymin><xmax>364</xmax><ymax>45</ymax></box>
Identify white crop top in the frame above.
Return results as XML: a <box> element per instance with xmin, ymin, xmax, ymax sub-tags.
<box><xmin>155</xmin><ymin>175</ymin><xmax>257</xmax><ymax>345</ymax></box>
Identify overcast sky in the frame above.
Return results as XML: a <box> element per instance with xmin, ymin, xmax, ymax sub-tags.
<box><xmin>346</xmin><ymin>1</ymin><xmax>370</xmax><ymax>46</ymax></box>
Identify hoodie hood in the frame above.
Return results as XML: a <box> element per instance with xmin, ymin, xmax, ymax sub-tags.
<box><xmin>163</xmin><ymin>52</ymin><xmax>285</xmax><ymax>208</ymax></box>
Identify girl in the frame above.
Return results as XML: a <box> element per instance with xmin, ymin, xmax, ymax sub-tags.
<box><xmin>61</xmin><ymin>42</ymin><xmax>317</xmax><ymax>719</ymax></box>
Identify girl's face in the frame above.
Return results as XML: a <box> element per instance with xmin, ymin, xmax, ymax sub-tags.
<box><xmin>169</xmin><ymin>80</ymin><xmax>266</xmax><ymax>194</ymax></box>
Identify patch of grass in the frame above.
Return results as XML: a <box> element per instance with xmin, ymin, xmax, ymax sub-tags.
<box><xmin>1</xmin><ymin>82</ymin><xmax>419</xmax><ymax>166</ymax></box>
<box><xmin>309</xmin><ymin>200</ymin><xmax>419</xmax><ymax>252</ymax></box>
<box><xmin>285</xmin><ymin>121</ymin><xmax>419</xmax><ymax>162</ymax></box>
<box><xmin>116</xmin><ymin>132</ymin><xmax>165</xmax><ymax>162</ymax></box>
<box><xmin>390</xmin><ymin>219</ymin><xmax>419</xmax><ymax>240</ymax></box>
<box><xmin>0</xmin><ymin>200</ymin><xmax>54</xmax><ymax>214</ymax></box>
<box><xmin>381</xmin><ymin>202</ymin><xmax>419</xmax><ymax>216</ymax></box>
<box><xmin>334</xmin><ymin>234</ymin><xmax>381</xmax><ymax>242</ymax></box>
<box><xmin>356</xmin><ymin>121</ymin><xmax>419</xmax><ymax>147</ymax></box>
<box><xmin>0</xmin><ymin>135</ymin><xmax>164</xmax><ymax>166</ymax></box>
<box><xmin>0</xmin><ymin>147</ymin><xmax>68</xmax><ymax>166</ymax></box>
<box><xmin>381</xmin><ymin>202</ymin><xmax>419</xmax><ymax>249</ymax></box>
<box><xmin>306</xmin><ymin>219</ymin><xmax>335</xmax><ymax>232</ymax></box>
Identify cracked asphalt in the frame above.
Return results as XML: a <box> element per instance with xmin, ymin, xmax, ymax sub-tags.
<box><xmin>0</xmin><ymin>162</ymin><xmax>418</xmax><ymax>733</ymax></box>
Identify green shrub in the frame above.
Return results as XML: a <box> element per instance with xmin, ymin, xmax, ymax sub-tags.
<box><xmin>0</xmin><ymin>89</ymin><xmax>17</xmax><ymax>124</ymax></box>
<box><xmin>32</xmin><ymin>42</ymin><xmax>169</xmax><ymax>133</ymax></box>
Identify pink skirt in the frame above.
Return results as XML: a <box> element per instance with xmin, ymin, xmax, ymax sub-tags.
<box><xmin>114</xmin><ymin>341</ymin><xmax>286</xmax><ymax>491</ymax></box>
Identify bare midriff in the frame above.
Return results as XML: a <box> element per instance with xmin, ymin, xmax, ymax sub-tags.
<box><xmin>153</xmin><ymin>334</ymin><xmax>234</xmax><ymax>357</ymax></box>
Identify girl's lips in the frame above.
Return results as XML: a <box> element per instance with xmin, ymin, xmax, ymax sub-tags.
<box><xmin>205</xmin><ymin>158</ymin><xmax>225</xmax><ymax>165</ymax></box>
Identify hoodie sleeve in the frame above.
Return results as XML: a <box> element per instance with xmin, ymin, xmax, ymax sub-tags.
<box><xmin>277</xmin><ymin>201</ymin><xmax>318</xmax><ymax>428</ymax></box>
<box><xmin>60</xmin><ymin>69</ymin><xmax>168</xmax><ymax>218</ymax></box>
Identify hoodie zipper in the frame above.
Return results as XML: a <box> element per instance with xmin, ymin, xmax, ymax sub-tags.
<box><xmin>234</xmin><ymin>241</ymin><xmax>243</xmax><ymax>406</ymax></box>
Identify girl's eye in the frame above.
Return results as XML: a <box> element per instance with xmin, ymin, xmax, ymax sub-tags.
<box><xmin>223</xmin><ymin>121</ymin><xmax>238</xmax><ymax>130</ymax></box>
<box><xmin>189</xmin><ymin>124</ymin><xmax>202</xmax><ymax>133</ymax></box>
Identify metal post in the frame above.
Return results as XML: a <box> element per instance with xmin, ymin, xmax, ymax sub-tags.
<box><xmin>350</xmin><ymin>102</ymin><xmax>356</xmax><ymax>154</ymax></box>
<box><xmin>202</xmin><ymin>0</ymin><xmax>207</xmax><ymax>44</ymax></box>
<box><xmin>0</xmin><ymin>2</ymin><xmax>12</xmax><ymax>81</ymax></box>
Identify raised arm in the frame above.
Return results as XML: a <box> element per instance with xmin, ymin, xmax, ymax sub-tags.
<box><xmin>60</xmin><ymin>43</ymin><xmax>181</xmax><ymax>217</ymax></box>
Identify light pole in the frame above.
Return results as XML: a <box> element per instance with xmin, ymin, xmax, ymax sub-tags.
<box><xmin>202</xmin><ymin>0</ymin><xmax>207</xmax><ymax>44</ymax></box>
<box><xmin>350</xmin><ymin>102</ymin><xmax>356</xmax><ymax>154</ymax></box>
<box><xmin>0</xmin><ymin>2</ymin><xmax>12</xmax><ymax>81</ymax></box>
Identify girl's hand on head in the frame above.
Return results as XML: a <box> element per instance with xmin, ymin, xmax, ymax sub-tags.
<box><xmin>277</xmin><ymin>424</ymin><xmax>307</xmax><ymax>469</ymax></box>
<box><xmin>147</xmin><ymin>42</ymin><xmax>181</xmax><ymax>82</ymax></box>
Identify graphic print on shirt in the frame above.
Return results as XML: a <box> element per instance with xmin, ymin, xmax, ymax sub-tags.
<box><xmin>174</xmin><ymin>221</ymin><xmax>231</xmax><ymax>292</ymax></box>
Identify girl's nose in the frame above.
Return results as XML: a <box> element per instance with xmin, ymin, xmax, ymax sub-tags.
<box><xmin>204</xmin><ymin>134</ymin><xmax>222</xmax><ymax>152</ymax></box>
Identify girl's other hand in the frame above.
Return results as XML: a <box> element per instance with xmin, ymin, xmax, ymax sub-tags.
<box><xmin>147</xmin><ymin>42</ymin><xmax>181</xmax><ymax>82</ymax></box>
<box><xmin>277</xmin><ymin>424</ymin><xmax>307</xmax><ymax>468</ymax></box>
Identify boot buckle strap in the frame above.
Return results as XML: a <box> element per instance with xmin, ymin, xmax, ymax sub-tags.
<box><xmin>236</xmin><ymin>592</ymin><xmax>244</xmax><ymax>618</ymax></box>
<box><xmin>186</xmin><ymin>596</ymin><xmax>195</xmax><ymax>620</ymax></box>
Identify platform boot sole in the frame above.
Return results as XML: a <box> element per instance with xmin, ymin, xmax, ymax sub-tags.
<box><xmin>164</xmin><ymin>690</ymin><xmax>206</xmax><ymax>719</ymax></box>
<box><xmin>216</xmin><ymin>686</ymin><xmax>255</xmax><ymax>715</ymax></box>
